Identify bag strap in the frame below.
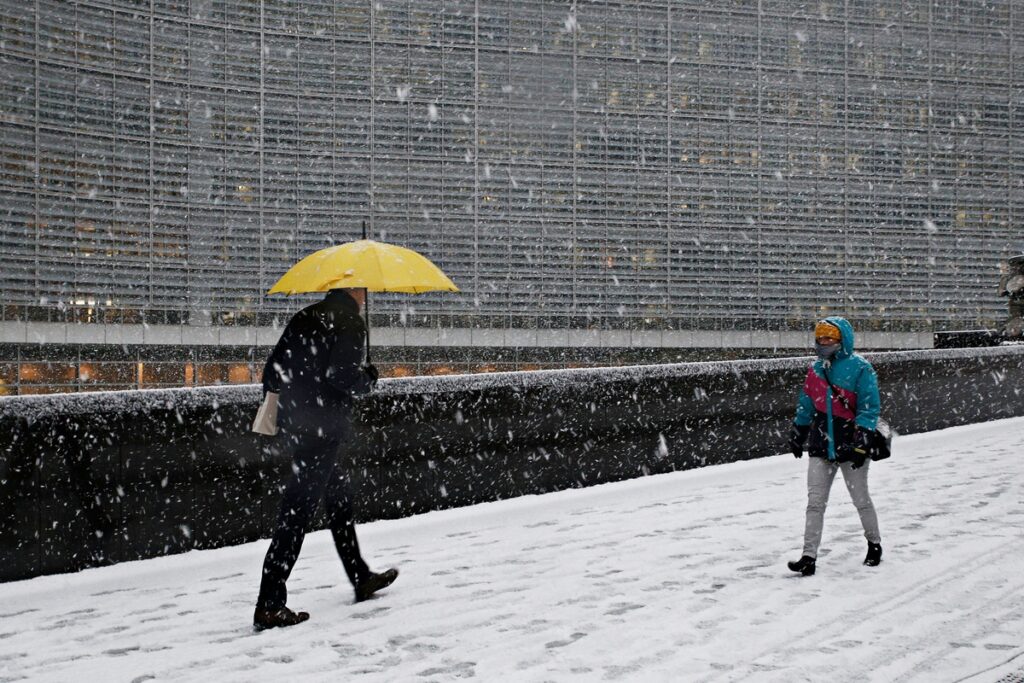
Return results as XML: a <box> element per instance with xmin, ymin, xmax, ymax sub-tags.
<box><xmin>820</xmin><ymin>364</ymin><xmax>855</xmax><ymax>414</ymax></box>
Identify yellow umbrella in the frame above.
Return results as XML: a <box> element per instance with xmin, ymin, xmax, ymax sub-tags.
<box><xmin>268</xmin><ymin>239</ymin><xmax>459</xmax><ymax>294</ymax></box>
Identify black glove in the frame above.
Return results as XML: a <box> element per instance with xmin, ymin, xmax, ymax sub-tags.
<box><xmin>848</xmin><ymin>428</ymin><xmax>872</xmax><ymax>469</ymax></box>
<box><xmin>788</xmin><ymin>424</ymin><xmax>810</xmax><ymax>459</ymax></box>
<box><xmin>363</xmin><ymin>363</ymin><xmax>379</xmax><ymax>385</ymax></box>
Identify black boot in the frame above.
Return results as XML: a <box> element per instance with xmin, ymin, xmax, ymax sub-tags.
<box><xmin>864</xmin><ymin>542</ymin><xmax>883</xmax><ymax>567</ymax></box>
<box><xmin>355</xmin><ymin>567</ymin><xmax>399</xmax><ymax>603</ymax></box>
<box><xmin>787</xmin><ymin>555</ymin><xmax>816</xmax><ymax>576</ymax></box>
<box><xmin>253</xmin><ymin>606</ymin><xmax>310</xmax><ymax>631</ymax></box>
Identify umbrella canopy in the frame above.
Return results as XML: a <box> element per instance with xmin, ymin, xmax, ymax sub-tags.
<box><xmin>268</xmin><ymin>240</ymin><xmax>459</xmax><ymax>295</ymax></box>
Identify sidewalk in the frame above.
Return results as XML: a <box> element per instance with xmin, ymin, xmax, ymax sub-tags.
<box><xmin>1</xmin><ymin>417</ymin><xmax>1022</xmax><ymax>682</ymax></box>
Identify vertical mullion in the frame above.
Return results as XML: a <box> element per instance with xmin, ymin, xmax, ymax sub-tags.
<box><xmin>258</xmin><ymin>1</ymin><xmax>265</xmax><ymax>300</ymax></box>
<box><xmin>473</xmin><ymin>0</ymin><xmax>480</xmax><ymax>310</ymax></box>
<box><xmin>1008</xmin><ymin>1</ymin><xmax>1014</xmax><ymax>234</ymax></box>
<box><xmin>666</xmin><ymin>1</ymin><xmax>672</xmax><ymax>323</ymax></box>
<box><xmin>571</xmin><ymin>0</ymin><xmax>578</xmax><ymax>318</ymax></box>
<box><xmin>33</xmin><ymin>0</ymin><xmax>40</xmax><ymax>305</ymax></box>
<box><xmin>633</xmin><ymin>4</ymin><xmax>641</xmax><ymax>319</ymax></box>
<box><xmin>369</xmin><ymin>0</ymin><xmax>376</xmax><ymax>237</ymax></box>
<box><xmin>148</xmin><ymin>0</ymin><xmax>155</xmax><ymax>311</ymax></box>
<box><xmin>842</xmin><ymin>0</ymin><xmax>849</xmax><ymax>303</ymax></box>
<box><xmin>756</xmin><ymin>0</ymin><xmax>763</xmax><ymax>316</ymax></box>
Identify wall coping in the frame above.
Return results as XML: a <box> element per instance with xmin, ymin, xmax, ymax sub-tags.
<box><xmin>2</xmin><ymin>345</ymin><xmax>1021</xmax><ymax>421</ymax></box>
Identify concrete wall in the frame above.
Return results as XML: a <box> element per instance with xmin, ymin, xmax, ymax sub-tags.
<box><xmin>1</xmin><ymin>346</ymin><xmax>1021</xmax><ymax>583</ymax></box>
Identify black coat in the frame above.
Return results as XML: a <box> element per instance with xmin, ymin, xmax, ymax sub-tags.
<box><xmin>807</xmin><ymin>413</ymin><xmax>858</xmax><ymax>459</ymax></box>
<box><xmin>262</xmin><ymin>290</ymin><xmax>373</xmax><ymax>438</ymax></box>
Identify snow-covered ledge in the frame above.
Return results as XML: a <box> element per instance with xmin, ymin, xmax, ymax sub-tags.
<box><xmin>0</xmin><ymin>345</ymin><xmax>1018</xmax><ymax>421</ymax></box>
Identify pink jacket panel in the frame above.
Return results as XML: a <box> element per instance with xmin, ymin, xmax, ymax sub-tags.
<box><xmin>802</xmin><ymin>367</ymin><xmax>858</xmax><ymax>421</ymax></box>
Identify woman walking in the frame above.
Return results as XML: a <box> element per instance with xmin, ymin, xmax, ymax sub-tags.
<box><xmin>786</xmin><ymin>316</ymin><xmax>883</xmax><ymax>576</ymax></box>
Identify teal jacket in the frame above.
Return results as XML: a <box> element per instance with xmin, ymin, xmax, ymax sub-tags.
<box><xmin>794</xmin><ymin>317</ymin><xmax>880</xmax><ymax>461</ymax></box>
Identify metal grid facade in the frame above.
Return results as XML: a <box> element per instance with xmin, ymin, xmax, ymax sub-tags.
<box><xmin>1</xmin><ymin>0</ymin><xmax>1022</xmax><ymax>332</ymax></box>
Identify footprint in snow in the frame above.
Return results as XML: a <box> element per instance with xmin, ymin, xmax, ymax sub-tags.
<box><xmin>352</xmin><ymin>606</ymin><xmax>391</xmax><ymax>620</ymax></box>
<box><xmin>545</xmin><ymin>632</ymin><xmax>587</xmax><ymax>649</ymax></box>
<box><xmin>694</xmin><ymin>583</ymin><xmax>726</xmax><ymax>594</ymax></box>
<box><xmin>417</xmin><ymin>660</ymin><xmax>475</xmax><ymax>678</ymax></box>
<box><xmin>605</xmin><ymin>602</ymin><xmax>644</xmax><ymax>616</ymax></box>
<box><xmin>90</xmin><ymin>588</ymin><xmax>134</xmax><ymax>597</ymax></box>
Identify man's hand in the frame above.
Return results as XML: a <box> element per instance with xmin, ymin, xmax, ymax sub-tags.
<box><xmin>363</xmin><ymin>363</ymin><xmax>380</xmax><ymax>386</ymax></box>
<box><xmin>788</xmin><ymin>424</ymin><xmax>810</xmax><ymax>459</ymax></box>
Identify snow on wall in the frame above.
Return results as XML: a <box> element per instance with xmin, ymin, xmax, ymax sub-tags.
<box><xmin>1</xmin><ymin>346</ymin><xmax>1021</xmax><ymax>422</ymax></box>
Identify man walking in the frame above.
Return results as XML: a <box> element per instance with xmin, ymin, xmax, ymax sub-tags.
<box><xmin>254</xmin><ymin>287</ymin><xmax>397</xmax><ymax>631</ymax></box>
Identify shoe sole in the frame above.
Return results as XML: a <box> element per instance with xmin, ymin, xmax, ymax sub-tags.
<box><xmin>253</xmin><ymin>615</ymin><xmax>310</xmax><ymax>631</ymax></box>
<box><xmin>253</xmin><ymin>620</ymin><xmax>308</xmax><ymax>631</ymax></box>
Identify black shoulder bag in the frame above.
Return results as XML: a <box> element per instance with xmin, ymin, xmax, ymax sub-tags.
<box><xmin>821</xmin><ymin>366</ymin><xmax>893</xmax><ymax>461</ymax></box>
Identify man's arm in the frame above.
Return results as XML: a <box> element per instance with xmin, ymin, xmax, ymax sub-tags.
<box><xmin>261</xmin><ymin>330</ymin><xmax>291</xmax><ymax>395</ymax></box>
<box><xmin>325</xmin><ymin>318</ymin><xmax>373</xmax><ymax>396</ymax></box>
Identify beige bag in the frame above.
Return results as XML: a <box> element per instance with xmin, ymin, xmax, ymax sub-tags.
<box><xmin>251</xmin><ymin>391</ymin><xmax>279</xmax><ymax>436</ymax></box>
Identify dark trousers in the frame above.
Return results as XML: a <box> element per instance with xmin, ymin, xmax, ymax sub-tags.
<box><xmin>257</xmin><ymin>428</ymin><xmax>369</xmax><ymax>610</ymax></box>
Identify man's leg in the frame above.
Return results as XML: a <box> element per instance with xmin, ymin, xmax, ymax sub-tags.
<box><xmin>324</xmin><ymin>462</ymin><xmax>371</xmax><ymax>588</ymax></box>
<box><xmin>802</xmin><ymin>457</ymin><xmax>839</xmax><ymax>558</ymax></box>
<box><xmin>322</xmin><ymin>421</ymin><xmax>397</xmax><ymax>601</ymax></box>
<box><xmin>840</xmin><ymin>460</ymin><xmax>881</xmax><ymax>545</ymax></box>
<box><xmin>256</xmin><ymin>434</ymin><xmax>339</xmax><ymax>610</ymax></box>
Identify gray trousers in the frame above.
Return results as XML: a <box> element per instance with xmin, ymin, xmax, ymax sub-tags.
<box><xmin>802</xmin><ymin>457</ymin><xmax>881</xmax><ymax>558</ymax></box>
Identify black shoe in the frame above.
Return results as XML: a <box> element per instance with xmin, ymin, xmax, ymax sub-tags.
<box><xmin>355</xmin><ymin>568</ymin><xmax>399</xmax><ymax>603</ymax></box>
<box><xmin>253</xmin><ymin>606</ymin><xmax>310</xmax><ymax>631</ymax></box>
<box><xmin>787</xmin><ymin>555</ymin><xmax>816</xmax><ymax>576</ymax></box>
<box><xmin>864</xmin><ymin>542</ymin><xmax>883</xmax><ymax>567</ymax></box>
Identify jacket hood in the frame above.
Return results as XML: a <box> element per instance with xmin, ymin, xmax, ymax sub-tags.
<box><xmin>822</xmin><ymin>316</ymin><xmax>855</xmax><ymax>359</ymax></box>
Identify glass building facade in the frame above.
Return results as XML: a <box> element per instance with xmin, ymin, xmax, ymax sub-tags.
<box><xmin>1</xmin><ymin>1</ymin><xmax>1022</xmax><ymax>392</ymax></box>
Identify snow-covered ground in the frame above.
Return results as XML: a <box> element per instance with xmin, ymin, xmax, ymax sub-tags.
<box><xmin>1</xmin><ymin>417</ymin><xmax>1023</xmax><ymax>682</ymax></box>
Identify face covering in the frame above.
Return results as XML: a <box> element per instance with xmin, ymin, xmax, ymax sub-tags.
<box><xmin>815</xmin><ymin>342</ymin><xmax>839</xmax><ymax>360</ymax></box>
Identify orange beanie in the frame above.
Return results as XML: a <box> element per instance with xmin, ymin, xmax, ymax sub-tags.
<box><xmin>815</xmin><ymin>321</ymin><xmax>841</xmax><ymax>340</ymax></box>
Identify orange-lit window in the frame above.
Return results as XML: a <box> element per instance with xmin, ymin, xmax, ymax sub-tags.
<box><xmin>20</xmin><ymin>362</ymin><xmax>76</xmax><ymax>384</ymax></box>
<box><xmin>227</xmin><ymin>364</ymin><xmax>253</xmax><ymax>384</ymax></box>
<box><xmin>141</xmin><ymin>363</ymin><xmax>187</xmax><ymax>387</ymax></box>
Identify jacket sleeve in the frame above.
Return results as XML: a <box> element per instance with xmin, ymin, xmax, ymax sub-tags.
<box><xmin>794</xmin><ymin>368</ymin><xmax>815</xmax><ymax>426</ymax></box>
<box><xmin>261</xmin><ymin>330</ymin><xmax>290</xmax><ymax>395</ymax></box>
<box><xmin>854</xmin><ymin>361</ymin><xmax>880</xmax><ymax>430</ymax></box>
<box><xmin>325</xmin><ymin>321</ymin><xmax>372</xmax><ymax>397</ymax></box>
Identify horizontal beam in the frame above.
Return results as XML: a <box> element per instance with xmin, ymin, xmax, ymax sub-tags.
<box><xmin>0</xmin><ymin>321</ymin><xmax>933</xmax><ymax>350</ymax></box>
